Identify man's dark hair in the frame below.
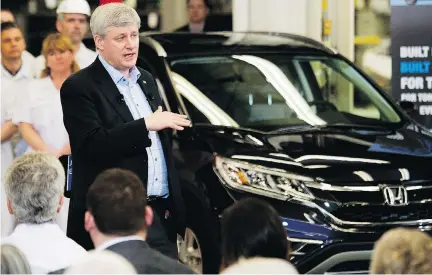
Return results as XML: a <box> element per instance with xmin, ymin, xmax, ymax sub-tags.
<box><xmin>1</xmin><ymin>22</ymin><xmax>19</xmax><ymax>33</ymax></box>
<box><xmin>86</xmin><ymin>168</ymin><xmax>147</xmax><ymax>236</ymax></box>
<box><xmin>220</xmin><ymin>198</ymin><xmax>290</xmax><ymax>268</ymax></box>
<box><xmin>187</xmin><ymin>0</ymin><xmax>211</xmax><ymax>9</ymax></box>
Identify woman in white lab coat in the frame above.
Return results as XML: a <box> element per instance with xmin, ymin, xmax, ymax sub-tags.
<box><xmin>14</xmin><ymin>33</ymin><xmax>80</xmax><ymax>233</ymax></box>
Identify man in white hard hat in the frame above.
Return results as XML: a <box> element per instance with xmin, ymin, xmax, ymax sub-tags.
<box><xmin>32</xmin><ymin>0</ymin><xmax>97</xmax><ymax>78</ymax></box>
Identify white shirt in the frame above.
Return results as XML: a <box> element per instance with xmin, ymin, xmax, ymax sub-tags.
<box><xmin>1</xmin><ymin>223</ymin><xmax>87</xmax><ymax>274</ymax></box>
<box><xmin>1</xmin><ymin>88</ymin><xmax>14</xmax><ymax>176</ymax></box>
<box><xmin>22</xmin><ymin>50</ymin><xmax>35</xmax><ymax>65</ymax></box>
<box><xmin>32</xmin><ymin>42</ymin><xmax>96</xmax><ymax>78</ymax></box>
<box><xmin>13</xmin><ymin>77</ymin><xmax>69</xmax><ymax>152</ymax></box>
<box><xmin>96</xmin><ymin>235</ymin><xmax>145</xmax><ymax>251</ymax></box>
<box><xmin>1</xmin><ymin>59</ymin><xmax>33</xmax><ymax>166</ymax></box>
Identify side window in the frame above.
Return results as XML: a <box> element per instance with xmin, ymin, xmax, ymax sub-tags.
<box><xmin>309</xmin><ymin>60</ymin><xmax>381</xmax><ymax>120</ymax></box>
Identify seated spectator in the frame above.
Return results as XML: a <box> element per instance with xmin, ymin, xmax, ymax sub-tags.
<box><xmin>14</xmin><ymin>33</ymin><xmax>78</xmax><ymax>233</ymax></box>
<box><xmin>370</xmin><ymin>227</ymin><xmax>432</xmax><ymax>274</ymax></box>
<box><xmin>83</xmin><ymin>168</ymin><xmax>195</xmax><ymax>274</ymax></box>
<box><xmin>221</xmin><ymin>257</ymin><xmax>298</xmax><ymax>274</ymax></box>
<box><xmin>1</xmin><ymin>244</ymin><xmax>31</xmax><ymax>274</ymax></box>
<box><xmin>64</xmin><ymin>250</ymin><xmax>137</xmax><ymax>274</ymax></box>
<box><xmin>1</xmin><ymin>152</ymin><xmax>87</xmax><ymax>274</ymax></box>
<box><xmin>220</xmin><ymin>198</ymin><xmax>290</xmax><ymax>271</ymax></box>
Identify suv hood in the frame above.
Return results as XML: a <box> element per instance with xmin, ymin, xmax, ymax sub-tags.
<box><xmin>196</xmin><ymin>123</ymin><xmax>432</xmax><ymax>183</ymax></box>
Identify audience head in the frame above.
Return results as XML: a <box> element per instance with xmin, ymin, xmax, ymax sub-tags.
<box><xmin>90</xmin><ymin>3</ymin><xmax>140</xmax><ymax>73</ymax></box>
<box><xmin>64</xmin><ymin>250</ymin><xmax>136</xmax><ymax>274</ymax></box>
<box><xmin>221</xmin><ymin>257</ymin><xmax>298</xmax><ymax>274</ymax></box>
<box><xmin>1</xmin><ymin>244</ymin><xmax>31</xmax><ymax>274</ymax></box>
<box><xmin>370</xmin><ymin>227</ymin><xmax>432</xmax><ymax>274</ymax></box>
<box><xmin>0</xmin><ymin>9</ymin><xmax>15</xmax><ymax>23</ymax></box>
<box><xmin>1</xmin><ymin>22</ymin><xmax>25</xmax><ymax>62</ymax></box>
<box><xmin>40</xmin><ymin>33</ymin><xmax>79</xmax><ymax>77</ymax></box>
<box><xmin>56</xmin><ymin>0</ymin><xmax>91</xmax><ymax>46</ymax></box>
<box><xmin>4</xmin><ymin>152</ymin><xmax>65</xmax><ymax>224</ymax></box>
<box><xmin>187</xmin><ymin>0</ymin><xmax>210</xmax><ymax>24</ymax></box>
<box><xmin>220</xmin><ymin>198</ymin><xmax>290</xmax><ymax>269</ymax></box>
<box><xmin>85</xmin><ymin>169</ymin><xmax>153</xmax><ymax>247</ymax></box>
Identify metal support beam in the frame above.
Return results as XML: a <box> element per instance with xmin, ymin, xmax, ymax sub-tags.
<box><xmin>233</xmin><ymin>0</ymin><xmax>322</xmax><ymax>41</ymax></box>
<box><xmin>160</xmin><ymin>0</ymin><xmax>188</xmax><ymax>32</ymax></box>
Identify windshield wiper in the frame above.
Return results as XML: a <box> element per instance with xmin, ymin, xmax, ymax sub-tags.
<box><xmin>268</xmin><ymin>125</ymin><xmax>319</xmax><ymax>134</ymax></box>
<box><xmin>323</xmin><ymin>123</ymin><xmax>391</xmax><ymax>131</ymax></box>
<box><xmin>269</xmin><ymin>123</ymin><xmax>393</xmax><ymax>135</ymax></box>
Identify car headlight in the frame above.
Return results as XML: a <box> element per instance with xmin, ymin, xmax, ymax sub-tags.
<box><xmin>214</xmin><ymin>156</ymin><xmax>315</xmax><ymax>200</ymax></box>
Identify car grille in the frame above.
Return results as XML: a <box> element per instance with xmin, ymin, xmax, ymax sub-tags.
<box><xmin>331</xmin><ymin>204</ymin><xmax>431</xmax><ymax>223</ymax></box>
<box><xmin>321</xmin><ymin>187</ymin><xmax>432</xmax><ymax>205</ymax></box>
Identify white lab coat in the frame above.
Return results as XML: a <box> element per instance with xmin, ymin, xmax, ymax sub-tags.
<box><xmin>13</xmin><ymin>77</ymin><xmax>71</xmax><ymax>233</ymax></box>
<box><xmin>32</xmin><ymin>42</ymin><xmax>97</xmax><ymax>78</ymax></box>
<box><xmin>1</xmin><ymin>223</ymin><xmax>87</xmax><ymax>274</ymax></box>
<box><xmin>1</xmin><ymin>59</ymin><xmax>34</xmax><ymax>238</ymax></box>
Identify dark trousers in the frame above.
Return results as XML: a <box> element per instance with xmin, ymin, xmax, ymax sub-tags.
<box><xmin>147</xmin><ymin>197</ymin><xmax>178</xmax><ymax>259</ymax></box>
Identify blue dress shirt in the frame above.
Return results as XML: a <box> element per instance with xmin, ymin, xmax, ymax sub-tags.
<box><xmin>99</xmin><ymin>55</ymin><xmax>168</xmax><ymax>197</ymax></box>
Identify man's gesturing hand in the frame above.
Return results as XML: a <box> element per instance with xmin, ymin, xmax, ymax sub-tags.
<box><xmin>144</xmin><ymin>106</ymin><xmax>191</xmax><ymax>131</ymax></box>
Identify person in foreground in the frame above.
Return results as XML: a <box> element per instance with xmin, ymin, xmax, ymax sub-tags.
<box><xmin>60</xmin><ymin>2</ymin><xmax>190</xmax><ymax>255</ymax></box>
<box><xmin>1</xmin><ymin>244</ymin><xmax>31</xmax><ymax>274</ymax></box>
<box><xmin>369</xmin><ymin>227</ymin><xmax>432</xmax><ymax>274</ymax></box>
<box><xmin>221</xmin><ymin>257</ymin><xmax>298</xmax><ymax>274</ymax></box>
<box><xmin>1</xmin><ymin>152</ymin><xmax>87</xmax><ymax>274</ymax></box>
<box><xmin>64</xmin><ymin>250</ymin><xmax>137</xmax><ymax>274</ymax></box>
<box><xmin>219</xmin><ymin>198</ymin><xmax>291</xmax><ymax>271</ymax></box>
<box><xmin>84</xmin><ymin>168</ymin><xmax>194</xmax><ymax>274</ymax></box>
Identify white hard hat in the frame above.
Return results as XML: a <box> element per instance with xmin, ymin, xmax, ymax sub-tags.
<box><xmin>56</xmin><ymin>0</ymin><xmax>91</xmax><ymax>16</ymax></box>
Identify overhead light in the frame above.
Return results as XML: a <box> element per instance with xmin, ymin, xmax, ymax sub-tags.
<box><xmin>45</xmin><ymin>0</ymin><xmax>57</xmax><ymax>10</ymax></box>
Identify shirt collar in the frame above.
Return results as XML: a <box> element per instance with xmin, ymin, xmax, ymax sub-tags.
<box><xmin>98</xmin><ymin>54</ymin><xmax>141</xmax><ymax>84</ymax></box>
<box><xmin>96</xmin><ymin>235</ymin><xmax>145</xmax><ymax>251</ymax></box>
<box><xmin>12</xmin><ymin>221</ymin><xmax>60</xmax><ymax>234</ymax></box>
<box><xmin>1</xmin><ymin>58</ymin><xmax>32</xmax><ymax>80</ymax></box>
<box><xmin>189</xmin><ymin>21</ymin><xmax>205</xmax><ymax>33</ymax></box>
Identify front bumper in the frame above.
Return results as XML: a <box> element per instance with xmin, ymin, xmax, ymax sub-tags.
<box><xmin>280</xmin><ymin>199</ymin><xmax>432</xmax><ymax>274</ymax></box>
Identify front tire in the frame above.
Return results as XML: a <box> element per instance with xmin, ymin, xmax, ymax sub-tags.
<box><xmin>178</xmin><ymin>192</ymin><xmax>220</xmax><ymax>273</ymax></box>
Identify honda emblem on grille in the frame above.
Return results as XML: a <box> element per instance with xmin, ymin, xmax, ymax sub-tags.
<box><xmin>382</xmin><ymin>186</ymin><xmax>408</xmax><ymax>206</ymax></box>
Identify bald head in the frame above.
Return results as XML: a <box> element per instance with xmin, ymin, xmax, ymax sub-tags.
<box><xmin>0</xmin><ymin>10</ymin><xmax>15</xmax><ymax>23</ymax></box>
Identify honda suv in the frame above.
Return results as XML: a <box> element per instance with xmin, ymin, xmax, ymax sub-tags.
<box><xmin>84</xmin><ymin>32</ymin><xmax>432</xmax><ymax>274</ymax></box>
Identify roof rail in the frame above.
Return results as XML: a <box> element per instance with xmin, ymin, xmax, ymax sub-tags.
<box><xmin>243</xmin><ymin>31</ymin><xmax>338</xmax><ymax>54</ymax></box>
<box><xmin>139</xmin><ymin>31</ymin><xmax>338</xmax><ymax>56</ymax></box>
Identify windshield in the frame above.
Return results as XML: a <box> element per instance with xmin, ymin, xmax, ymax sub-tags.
<box><xmin>169</xmin><ymin>54</ymin><xmax>401</xmax><ymax>131</ymax></box>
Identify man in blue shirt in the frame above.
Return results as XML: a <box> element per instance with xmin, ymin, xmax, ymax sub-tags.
<box><xmin>60</xmin><ymin>2</ymin><xmax>190</xmax><ymax>258</ymax></box>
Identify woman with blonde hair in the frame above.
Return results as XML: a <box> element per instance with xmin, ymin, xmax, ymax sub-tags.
<box><xmin>15</xmin><ymin>33</ymin><xmax>79</xmax><ymax>157</ymax></box>
<box><xmin>14</xmin><ymin>33</ymin><xmax>80</xmax><ymax>233</ymax></box>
